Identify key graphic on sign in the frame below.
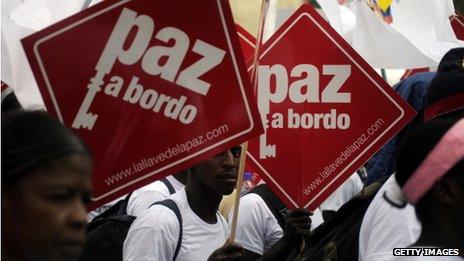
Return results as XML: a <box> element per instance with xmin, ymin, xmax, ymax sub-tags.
<box><xmin>258</xmin><ymin>79</ymin><xmax>276</xmax><ymax>159</ymax></box>
<box><xmin>259</xmin><ymin>135</ymin><xmax>276</xmax><ymax>159</ymax></box>
<box><xmin>72</xmin><ymin>74</ymin><xmax>104</xmax><ymax>130</ymax></box>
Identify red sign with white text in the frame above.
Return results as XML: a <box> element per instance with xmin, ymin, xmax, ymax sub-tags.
<box><xmin>451</xmin><ymin>12</ymin><xmax>464</xmax><ymax>40</ymax></box>
<box><xmin>22</xmin><ymin>0</ymin><xmax>263</xmax><ymax>209</ymax></box>
<box><xmin>245</xmin><ymin>4</ymin><xmax>416</xmax><ymax>210</ymax></box>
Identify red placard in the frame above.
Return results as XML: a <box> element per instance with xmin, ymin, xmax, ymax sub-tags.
<box><xmin>451</xmin><ymin>12</ymin><xmax>464</xmax><ymax>40</ymax></box>
<box><xmin>22</xmin><ymin>0</ymin><xmax>263</xmax><ymax>209</ymax></box>
<box><xmin>245</xmin><ymin>4</ymin><xmax>416</xmax><ymax>210</ymax></box>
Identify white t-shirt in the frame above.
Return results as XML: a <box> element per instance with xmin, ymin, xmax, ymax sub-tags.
<box><xmin>358</xmin><ymin>175</ymin><xmax>421</xmax><ymax>261</ymax></box>
<box><xmin>123</xmin><ymin>188</ymin><xmax>228</xmax><ymax>261</ymax></box>
<box><xmin>229</xmin><ymin>193</ymin><xmax>324</xmax><ymax>255</ymax></box>
<box><xmin>320</xmin><ymin>172</ymin><xmax>364</xmax><ymax>212</ymax></box>
<box><xmin>126</xmin><ymin>175</ymin><xmax>184</xmax><ymax>216</ymax></box>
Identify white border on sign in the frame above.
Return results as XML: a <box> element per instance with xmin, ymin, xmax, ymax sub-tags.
<box><xmin>247</xmin><ymin>11</ymin><xmax>406</xmax><ymax>209</ymax></box>
<box><xmin>237</xmin><ymin>31</ymin><xmax>255</xmax><ymax>50</ymax></box>
<box><xmin>32</xmin><ymin>0</ymin><xmax>256</xmax><ymax>201</ymax></box>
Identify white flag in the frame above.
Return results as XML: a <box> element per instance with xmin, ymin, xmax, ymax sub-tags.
<box><xmin>1</xmin><ymin>0</ymin><xmax>85</xmax><ymax>110</ymax></box>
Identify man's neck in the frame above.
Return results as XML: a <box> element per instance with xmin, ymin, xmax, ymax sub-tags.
<box><xmin>185</xmin><ymin>180</ymin><xmax>222</xmax><ymax>224</ymax></box>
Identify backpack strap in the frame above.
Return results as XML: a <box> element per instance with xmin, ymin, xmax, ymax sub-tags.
<box><xmin>150</xmin><ymin>199</ymin><xmax>182</xmax><ymax>261</ymax></box>
<box><xmin>161</xmin><ymin>178</ymin><xmax>176</xmax><ymax>195</ymax></box>
<box><xmin>249</xmin><ymin>184</ymin><xmax>288</xmax><ymax>229</ymax></box>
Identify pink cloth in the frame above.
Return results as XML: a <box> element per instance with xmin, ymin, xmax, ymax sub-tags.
<box><xmin>403</xmin><ymin>119</ymin><xmax>464</xmax><ymax>204</ymax></box>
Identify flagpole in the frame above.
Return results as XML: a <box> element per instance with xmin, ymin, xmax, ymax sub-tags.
<box><xmin>230</xmin><ymin>0</ymin><xmax>270</xmax><ymax>243</ymax></box>
<box><xmin>229</xmin><ymin>142</ymin><xmax>248</xmax><ymax>242</ymax></box>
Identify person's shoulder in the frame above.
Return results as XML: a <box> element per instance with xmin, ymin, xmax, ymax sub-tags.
<box><xmin>132</xmin><ymin>180</ymin><xmax>170</xmax><ymax>197</ymax></box>
<box><xmin>241</xmin><ymin>192</ymin><xmax>267</xmax><ymax>206</ymax></box>
<box><xmin>240</xmin><ymin>193</ymin><xmax>269</xmax><ymax>210</ymax></box>
<box><xmin>124</xmin><ymin>202</ymin><xmax>181</xmax><ymax>258</ymax></box>
<box><xmin>131</xmin><ymin>203</ymin><xmax>180</xmax><ymax>230</ymax></box>
<box><xmin>239</xmin><ymin>193</ymin><xmax>274</xmax><ymax>219</ymax></box>
<box><xmin>226</xmin><ymin>193</ymin><xmax>265</xmax><ymax>221</ymax></box>
<box><xmin>126</xmin><ymin>183</ymin><xmax>173</xmax><ymax>216</ymax></box>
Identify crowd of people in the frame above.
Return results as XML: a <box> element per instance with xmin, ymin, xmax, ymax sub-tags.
<box><xmin>1</xmin><ymin>39</ymin><xmax>463</xmax><ymax>261</ymax></box>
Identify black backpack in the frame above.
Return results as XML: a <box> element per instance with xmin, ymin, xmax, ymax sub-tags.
<box><xmin>79</xmin><ymin>178</ymin><xmax>181</xmax><ymax>261</ymax></box>
<box><xmin>291</xmin><ymin>180</ymin><xmax>385</xmax><ymax>261</ymax></box>
<box><xmin>249</xmin><ymin>184</ymin><xmax>290</xmax><ymax>229</ymax></box>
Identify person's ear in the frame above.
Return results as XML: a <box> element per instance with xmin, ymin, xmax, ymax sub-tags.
<box><xmin>434</xmin><ymin>178</ymin><xmax>460</xmax><ymax>205</ymax></box>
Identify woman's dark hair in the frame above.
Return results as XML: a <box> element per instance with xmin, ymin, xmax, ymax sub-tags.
<box><xmin>1</xmin><ymin>111</ymin><xmax>91</xmax><ymax>184</ymax></box>
<box><xmin>396</xmin><ymin>118</ymin><xmax>462</xmax><ymax>187</ymax></box>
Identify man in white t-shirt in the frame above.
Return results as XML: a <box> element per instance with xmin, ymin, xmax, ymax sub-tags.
<box><xmin>230</xmin><ymin>184</ymin><xmax>323</xmax><ymax>260</ymax></box>
<box><xmin>358</xmin><ymin>174</ymin><xmax>421</xmax><ymax>261</ymax></box>
<box><xmin>126</xmin><ymin>171</ymin><xmax>187</xmax><ymax>216</ymax></box>
<box><xmin>123</xmin><ymin>147</ymin><xmax>243</xmax><ymax>261</ymax></box>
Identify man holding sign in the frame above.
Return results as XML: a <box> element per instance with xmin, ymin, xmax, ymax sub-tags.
<box><xmin>123</xmin><ymin>147</ymin><xmax>243</xmax><ymax>261</ymax></box>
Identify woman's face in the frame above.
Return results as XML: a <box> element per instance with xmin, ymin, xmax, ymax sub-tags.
<box><xmin>3</xmin><ymin>154</ymin><xmax>92</xmax><ymax>261</ymax></box>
